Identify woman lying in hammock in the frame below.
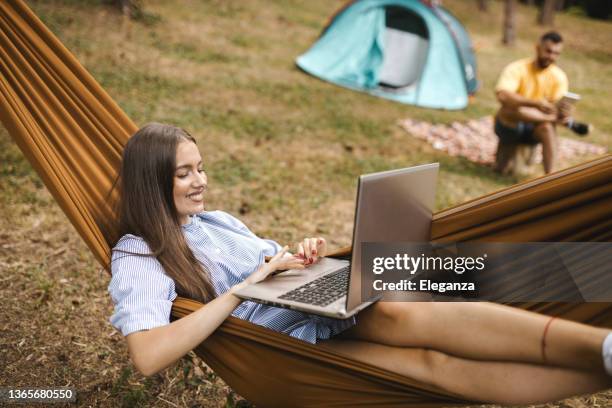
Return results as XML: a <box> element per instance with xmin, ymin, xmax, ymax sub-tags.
<box><xmin>109</xmin><ymin>123</ymin><xmax>612</xmax><ymax>405</ymax></box>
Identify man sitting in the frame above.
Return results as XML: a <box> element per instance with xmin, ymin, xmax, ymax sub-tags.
<box><xmin>494</xmin><ymin>31</ymin><xmax>589</xmax><ymax>174</ymax></box>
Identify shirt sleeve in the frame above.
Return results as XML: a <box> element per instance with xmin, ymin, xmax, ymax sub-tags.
<box><xmin>108</xmin><ymin>237</ymin><xmax>177</xmax><ymax>336</ymax></box>
<box><xmin>213</xmin><ymin>210</ymin><xmax>252</xmax><ymax>233</ymax></box>
<box><xmin>260</xmin><ymin>238</ymin><xmax>283</xmax><ymax>256</ymax></box>
<box><xmin>495</xmin><ymin>62</ymin><xmax>522</xmax><ymax>94</ymax></box>
<box><xmin>214</xmin><ymin>211</ymin><xmax>282</xmax><ymax>256</ymax></box>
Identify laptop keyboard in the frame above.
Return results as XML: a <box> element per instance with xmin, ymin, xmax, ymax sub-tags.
<box><xmin>278</xmin><ymin>266</ymin><xmax>350</xmax><ymax>307</ymax></box>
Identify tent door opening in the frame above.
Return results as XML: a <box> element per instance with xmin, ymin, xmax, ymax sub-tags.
<box><xmin>378</xmin><ymin>6</ymin><xmax>429</xmax><ymax>93</ymax></box>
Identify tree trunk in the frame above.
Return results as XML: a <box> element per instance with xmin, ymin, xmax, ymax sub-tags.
<box><xmin>477</xmin><ymin>0</ymin><xmax>488</xmax><ymax>12</ymax></box>
<box><xmin>118</xmin><ymin>0</ymin><xmax>141</xmax><ymax>19</ymax></box>
<box><xmin>503</xmin><ymin>0</ymin><xmax>516</xmax><ymax>46</ymax></box>
<box><xmin>538</xmin><ymin>0</ymin><xmax>559</xmax><ymax>25</ymax></box>
<box><xmin>556</xmin><ymin>0</ymin><xmax>565</xmax><ymax>11</ymax></box>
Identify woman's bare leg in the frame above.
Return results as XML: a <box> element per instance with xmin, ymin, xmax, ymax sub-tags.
<box><xmin>340</xmin><ymin>302</ymin><xmax>609</xmax><ymax>371</ymax></box>
<box><xmin>320</xmin><ymin>339</ymin><xmax>611</xmax><ymax>405</ymax></box>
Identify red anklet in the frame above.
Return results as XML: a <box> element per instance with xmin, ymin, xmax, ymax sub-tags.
<box><xmin>541</xmin><ymin>316</ymin><xmax>557</xmax><ymax>364</ymax></box>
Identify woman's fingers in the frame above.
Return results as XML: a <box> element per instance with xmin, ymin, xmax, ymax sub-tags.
<box><xmin>273</xmin><ymin>256</ymin><xmax>305</xmax><ymax>273</ymax></box>
<box><xmin>273</xmin><ymin>246</ymin><xmax>307</xmax><ymax>269</ymax></box>
<box><xmin>303</xmin><ymin>238</ymin><xmax>312</xmax><ymax>262</ymax></box>
<box><xmin>287</xmin><ymin>260</ymin><xmax>305</xmax><ymax>269</ymax></box>
<box><xmin>295</xmin><ymin>237</ymin><xmax>328</xmax><ymax>265</ymax></box>
<box><xmin>271</xmin><ymin>245</ymin><xmax>288</xmax><ymax>262</ymax></box>
<box><xmin>316</xmin><ymin>237</ymin><xmax>327</xmax><ymax>258</ymax></box>
<box><xmin>254</xmin><ymin>236</ymin><xmax>328</xmax><ymax>283</ymax></box>
<box><xmin>309</xmin><ymin>237</ymin><xmax>318</xmax><ymax>261</ymax></box>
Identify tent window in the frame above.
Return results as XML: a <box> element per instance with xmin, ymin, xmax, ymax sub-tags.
<box><xmin>378</xmin><ymin>6</ymin><xmax>429</xmax><ymax>90</ymax></box>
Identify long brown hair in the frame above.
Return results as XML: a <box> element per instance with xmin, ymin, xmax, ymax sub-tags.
<box><xmin>114</xmin><ymin>123</ymin><xmax>216</xmax><ymax>303</ymax></box>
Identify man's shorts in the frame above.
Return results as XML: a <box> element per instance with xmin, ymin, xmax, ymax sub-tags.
<box><xmin>494</xmin><ymin>117</ymin><xmax>539</xmax><ymax>145</ymax></box>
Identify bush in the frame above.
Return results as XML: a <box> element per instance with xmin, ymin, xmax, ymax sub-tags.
<box><xmin>519</xmin><ymin>0</ymin><xmax>611</xmax><ymax>19</ymax></box>
<box><xmin>583</xmin><ymin>0</ymin><xmax>612</xmax><ymax>19</ymax></box>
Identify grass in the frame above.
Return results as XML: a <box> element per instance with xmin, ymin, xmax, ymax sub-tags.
<box><xmin>1</xmin><ymin>0</ymin><xmax>611</xmax><ymax>406</ymax></box>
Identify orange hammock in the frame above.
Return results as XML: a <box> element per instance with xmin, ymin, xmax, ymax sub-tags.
<box><xmin>1</xmin><ymin>1</ymin><xmax>611</xmax><ymax>406</ymax></box>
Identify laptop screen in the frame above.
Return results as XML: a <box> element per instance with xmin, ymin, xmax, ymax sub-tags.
<box><xmin>345</xmin><ymin>163</ymin><xmax>439</xmax><ymax>311</ymax></box>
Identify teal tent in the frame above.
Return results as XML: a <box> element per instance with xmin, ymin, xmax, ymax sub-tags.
<box><xmin>296</xmin><ymin>0</ymin><xmax>478</xmax><ymax>110</ymax></box>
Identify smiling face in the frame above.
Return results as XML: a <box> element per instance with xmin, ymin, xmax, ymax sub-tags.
<box><xmin>173</xmin><ymin>140</ymin><xmax>207</xmax><ymax>225</ymax></box>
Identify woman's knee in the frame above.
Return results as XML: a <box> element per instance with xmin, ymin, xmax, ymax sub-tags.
<box><xmin>367</xmin><ymin>302</ymin><xmax>435</xmax><ymax>345</ymax></box>
<box><xmin>421</xmin><ymin>349</ymin><xmax>451</xmax><ymax>386</ymax></box>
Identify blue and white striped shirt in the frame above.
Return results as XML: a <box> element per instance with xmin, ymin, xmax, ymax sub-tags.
<box><xmin>108</xmin><ymin>211</ymin><xmax>355</xmax><ymax>344</ymax></box>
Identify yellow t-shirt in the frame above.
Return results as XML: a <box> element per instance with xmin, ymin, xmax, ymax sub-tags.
<box><xmin>495</xmin><ymin>58</ymin><xmax>568</xmax><ymax>103</ymax></box>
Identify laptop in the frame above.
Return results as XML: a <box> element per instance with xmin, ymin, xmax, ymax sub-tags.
<box><xmin>234</xmin><ymin>163</ymin><xmax>439</xmax><ymax>319</ymax></box>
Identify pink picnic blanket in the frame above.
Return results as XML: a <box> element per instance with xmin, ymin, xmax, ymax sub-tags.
<box><xmin>399</xmin><ymin>116</ymin><xmax>607</xmax><ymax>165</ymax></box>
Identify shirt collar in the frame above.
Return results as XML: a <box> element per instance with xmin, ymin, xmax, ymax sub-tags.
<box><xmin>181</xmin><ymin>215</ymin><xmax>197</xmax><ymax>231</ymax></box>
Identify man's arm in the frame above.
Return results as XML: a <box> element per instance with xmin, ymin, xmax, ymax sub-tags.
<box><xmin>553</xmin><ymin>71</ymin><xmax>572</xmax><ymax>122</ymax></box>
<box><xmin>496</xmin><ymin>90</ymin><xmax>555</xmax><ymax>114</ymax></box>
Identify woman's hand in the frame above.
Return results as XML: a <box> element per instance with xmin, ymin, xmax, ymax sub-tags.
<box><xmin>244</xmin><ymin>246</ymin><xmax>305</xmax><ymax>285</ymax></box>
<box><xmin>296</xmin><ymin>237</ymin><xmax>327</xmax><ymax>266</ymax></box>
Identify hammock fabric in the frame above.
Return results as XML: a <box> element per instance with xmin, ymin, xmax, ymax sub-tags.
<box><xmin>1</xmin><ymin>1</ymin><xmax>611</xmax><ymax>406</ymax></box>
